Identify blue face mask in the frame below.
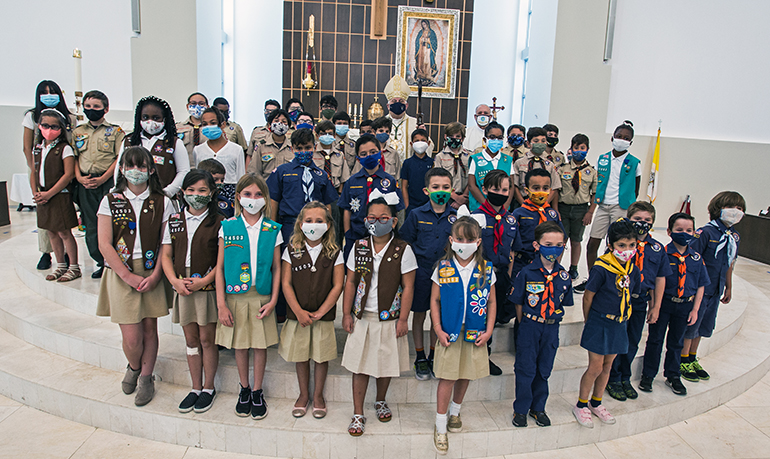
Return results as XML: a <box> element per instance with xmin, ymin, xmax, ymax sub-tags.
<box><xmin>508</xmin><ymin>135</ymin><xmax>524</xmax><ymax>147</ymax></box>
<box><xmin>538</xmin><ymin>245</ymin><xmax>564</xmax><ymax>263</ymax></box>
<box><xmin>288</xmin><ymin>110</ymin><xmax>300</xmax><ymax>122</ymax></box>
<box><xmin>487</xmin><ymin>139</ymin><xmax>504</xmax><ymax>153</ymax></box>
<box><xmin>319</xmin><ymin>134</ymin><xmax>335</xmax><ymax>146</ymax></box>
<box><xmin>335</xmin><ymin>124</ymin><xmax>350</xmax><ymax>136</ymax></box>
<box><xmin>670</xmin><ymin>232</ymin><xmax>694</xmax><ymax>246</ymax></box>
<box><xmin>296</xmin><ymin>122</ymin><xmax>313</xmax><ymax>131</ymax></box>
<box><xmin>295</xmin><ymin>150</ymin><xmax>314</xmax><ymax>166</ymax></box>
<box><xmin>375</xmin><ymin>132</ymin><xmax>390</xmax><ymax>144</ymax></box>
<box><xmin>571</xmin><ymin>150</ymin><xmax>587</xmax><ymax>162</ymax></box>
<box><xmin>201</xmin><ymin>125</ymin><xmax>222</xmax><ymax>140</ymax></box>
<box><xmin>40</xmin><ymin>94</ymin><xmax>60</xmax><ymax>108</ymax></box>
<box><xmin>359</xmin><ymin>152</ymin><xmax>382</xmax><ymax>170</ymax></box>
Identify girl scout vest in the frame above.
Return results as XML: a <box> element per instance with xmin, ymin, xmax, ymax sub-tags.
<box><xmin>351</xmin><ymin>238</ymin><xmax>408</xmax><ymax>321</ymax></box>
<box><xmin>594</xmin><ymin>152</ymin><xmax>640</xmax><ymax>209</ymax></box>
<box><xmin>167</xmin><ymin>212</ymin><xmax>223</xmax><ymax>291</ymax></box>
<box><xmin>437</xmin><ymin>259</ymin><xmax>493</xmax><ymax>342</ymax></box>
<box><xmin>33</xmin><ymin>140</ymin><xmax>67</xmax><ymax>192</ymax></box>
<box><xmin>124</xmin><ymin>138</ymin><xmax>176</xmax><ymax>189</ymax></box>
<box><xmin>287</xmin><ymin>246</ymin><xmax>338</xmax><ymax>321</ymax></box>
<box><xmin>468</xmin><ymin>152</ymin><xmax>513</xmax><ymax>211</ymax></box>
<box><xmin>108</xmin><ymin>192</ymin><xmax>165</xmax><ymax>271</ymax></box>
<box><xmin>221</xmin><ymin>216</ymin><xmax>282</xmax><ymax>295</ymax></box>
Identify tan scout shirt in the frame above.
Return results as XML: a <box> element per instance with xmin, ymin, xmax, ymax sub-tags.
<box><xmin>433</xmin><ymin>146</ymin><xmax>471</xmax><ymax>193</ymax></box>
<box><xmin>72</xmin><ymin>121</ymin><xmax>125</xmax><ymax>175</ymax></box>
<box><xmin>512</xmin><ymin>151</ymin><xmax>562</xmax><ymax>196</ymax></box>
<box><xmin>176</xmin><ymin>117</ymin><xmax>208</xmax><ymax>162</ymax></box>
<box><xmin>334</xmin><ymin>135</ymin><xmax>357</xmax><ymax>172</ymax></box>
<box><xmin>544</xmin><ymin>148</ymin><xmax>567</xmax><ymax>169</ymax></box>
<box><xmin>247</xmin><ymin>133</ymin><xmax>293</xmax><ymax>180</ymax></box>
<box><xmin>351</xmin><ymin>143</ymin><xmax>402</xmax><ymax>178</ymax></box>
<box><xmin>558</xmin><ymin>160</ymin><xmax>597</xmax><ymax>205</ymax></box>
<box><xmin>501</xmin><ymin>145</ymin><xmax>529</xmax><ymax>162</ymax></box>
<box><xmin>224</xmin><ymin>120</ymin><xmax>248</xmax><ymax>151</ymax></box>
<box><xmin>313</xmin><ymin>143</ymin><xmax>350</xmax><ymax>189</ymax></box>
<box><xmin>247</xmin><ymin>125</ymin><xmax>270</xmax><ymax>157</ymax></box>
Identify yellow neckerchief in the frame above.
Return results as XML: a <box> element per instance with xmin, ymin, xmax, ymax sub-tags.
<box><xmin>594</xmin><ymin>252</ymin><xmax>633</xmax><ymax>321</ymax></box>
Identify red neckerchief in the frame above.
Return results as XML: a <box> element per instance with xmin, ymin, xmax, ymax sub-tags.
<box><xmin>520</xmin><ymin>199</ymin><xmax>551</xmax><ymax>224</ymax></box>
<box><xmin>478</xmin><ymin>200</ymin><xmax>506</xmax><ymax>254</ymax></box>
<box><xmin>527</xmin><ymin>155</ymin><xmax>544</xmax><ymax>172</ymax></box>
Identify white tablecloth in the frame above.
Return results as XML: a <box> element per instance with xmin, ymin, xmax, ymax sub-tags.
<box><xmin>10</xmin><ymin>173</ymin><xmax>34</xmax><ymax>206</ymax></box>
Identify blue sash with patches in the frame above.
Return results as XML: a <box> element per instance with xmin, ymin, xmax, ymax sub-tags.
<box><xmin>438</xmin><ymin>259</ymin><xmax>493</xmax><ymax>342</ymax></box>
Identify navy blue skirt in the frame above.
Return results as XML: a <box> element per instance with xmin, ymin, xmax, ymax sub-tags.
<box><xmin>580</xmin><ymin>310</ymin><xmax>629</xmax><ymax>355</ymax></box>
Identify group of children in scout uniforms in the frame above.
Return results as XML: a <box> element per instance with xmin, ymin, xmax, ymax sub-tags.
<box><xmin>27</xmin><ymin>79</ymin><xmax>747</xmax><ymax>456</ymax></box>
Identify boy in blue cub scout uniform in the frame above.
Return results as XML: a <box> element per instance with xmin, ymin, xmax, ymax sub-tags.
<box><xmin>510</xmin><ymin>221</ymin><xmax>573</xmax><ymax>427</ymax></box>
<box><xmin>607</xmin><ymin>202</ymin><xmax>671</xmax><ymax>402</ymax></box>
<box><xmin>639</xmin><ymin>212</ymin><xmax>710</xmax><ymax>396</ymax></box>
<box><xmin>401</xmin><ymin>168</ymin><xmax>456</xmax><ymax>380</ymax></box>
<box><xmin>400</xmin><ymin>128</ymin><xmax>434</xmax><ymax>218</ymax></box>
<box><xmin>338</xmin><ymin>135</ymin><xmax>404</xmax><ymax>260</ymax></box>
<box><xmin>680</xmin><ymin>191</ymin><xmax>745</xmax><ymax>382</ymax></box>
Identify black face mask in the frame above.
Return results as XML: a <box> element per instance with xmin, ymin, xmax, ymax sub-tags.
<box><xmin>632</xmin><ymin>220</ymin><xmax>653</xmax><ymax>236</ymax></box>
<box><xmin>389</xmin><ymin>102</ymin><xmax>406</xmax><ymax>115</ymax></box>
<box><xmin>84</xmin><ymin>108</ymin><xmax>105</xmax><ymax>122</ymax></box>
<box><xmin>446</xmin><ymin>137</ymin><xmax>463</xmax><ymax>149</ymax></box>
<box><xmin>486</xmin><ymin>190</ymin><xmax>508</xmax><ymax>207</ymax></box>
<box><xmin>508</xmin><ymin>135</ymin><xmax>524</xmax><ymax>147</ymax></box>
<box><xmin>546</xmin><ymin>136</ymin><xmax>559</xmax><ymax>148</ymax></box>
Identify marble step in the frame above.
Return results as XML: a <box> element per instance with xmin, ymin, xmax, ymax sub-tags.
<box><xmin>1</xmin><ymin>285</ymin><xmax>769</xmax><ymax>459</ymax></box>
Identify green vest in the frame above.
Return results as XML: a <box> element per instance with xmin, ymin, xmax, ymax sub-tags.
<box><xmin>469</xmin><ymin>152</ymin><xmax>513</xmax><ymax>211</ymax></box>
<box><xmin>221</xmin><ymin>215</ymin><xmax>282</xmax><ymax>295</ymax></box>
<box><xmin>594</xmin><ymin>152</ymin><xmax>640</xmax><ymax>209</ymax></box>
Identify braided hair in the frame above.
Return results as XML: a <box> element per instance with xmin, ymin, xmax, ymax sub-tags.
<box><xmin>129</xmin><ymin>96</ymin><xmax>178</xmax><ymax>149</ymax></box>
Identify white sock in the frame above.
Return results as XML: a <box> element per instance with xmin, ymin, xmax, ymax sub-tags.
<box><xmin>449</xmin><ymin>401</ymin><xmax>461</xmax><ymax>417</ymax></box>
<box><xmin>202</xmin><ymin>388</ymin><xmax>214</xmax><ymax>395</ymax></box>
<box><xmin>191</xmin><ymin>389</ymin><xmax>202</xmax><ymax>395</ymax></box>
<box><xmin>436</xmin><ymin>412</ymin><xmax>448</xmax><ymax>434</ymax></box>
<box><xmin>57</xmin><ymin>262</ymin><xmax>67</xmax><ymax>268</ymax></box>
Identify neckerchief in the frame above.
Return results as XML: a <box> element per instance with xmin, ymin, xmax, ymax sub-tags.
<box><xmin>539</xmin><ymin>267</ymin><xmax>556</xmax><ymax>318</ymax></box>
<box><xmin>707</xmin><ymin>220</ymin><xmax>738</xmax><ymax>266</ymax></box>
<box><xmin>452</xmin><ymin>152</ymin><xmax>466</xmax><ymax>177</ymax></box>
<box><xmin>635</xmin><ymin>241</ymin><xmax>646</xmax><ymax>283</ymax></box>
<box><xmin>671</xmin><ymin>247</ymin><xmax>688</xmax><ymax>298</ymax></box>
<box><xmin>521</xmin><ymin>198</ymin><xmax>551</xmax><ymax>224</ymax></box>
<box><xmin>571</xmin><ymin>162</ymin><xmax>590</xmax><ymax>193</ymax></box>
<box><xmin>478</xmin><ymin>200</ymin><xmax>506</xmax><ymax>254</ymax></box>
<box><xmin>527</xmin><ymin>155</ymin><xmax>544</xmax><ymax>172</ymax></box>
<box><xmin>595</xmin><ymin>252</ymin><xmax>633</xmax><ymax>321</ymax></box>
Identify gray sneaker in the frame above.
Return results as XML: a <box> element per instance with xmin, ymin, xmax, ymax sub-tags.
<box><xmin>134</xmin><ymin>375</ymin><xmax>155</xmax><ymax>406</ymax></box>
<box><xmin>414</xmin><ymin>358</ymin><xmax>431</xmax><ymax>380</ymax></box>
<box><xmin>122</xmin><ymin>364</ymin><xmax>141</xmax><ymax>394</ymax></box>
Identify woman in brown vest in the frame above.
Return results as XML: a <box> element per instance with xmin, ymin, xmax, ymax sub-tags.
<box><xmin>279</xmin><ymin>201</ymin><xmax>344</xmax><ymax>419</ymax></box>
<box><xmin>30</xmin><ymin>109</ymin><xmax>81</xmax><ymax>282</ymax></box>
<box><xmin>340</xmin><ymin>197</ymin><xmax>418</xmax><ymax>436</ymax></box>
<box><xmin>96</xmin><ymin>146</ymin><xmax>175</xmax><ymax>406</ymax></box>
<box><xmin>160</xmin><ymin>169</ymin><xmax>223</xmax><ymax>414</ymax></box>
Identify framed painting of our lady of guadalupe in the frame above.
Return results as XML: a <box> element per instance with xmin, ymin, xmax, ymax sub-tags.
<box><xmin>395</xmin><ymin>6</ymin><xmax>460</xmax><ymax>99</ymax></box>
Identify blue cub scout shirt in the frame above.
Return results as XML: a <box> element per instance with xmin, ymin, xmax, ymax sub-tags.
<box><xmin>474</xmin><ymin>210</ymin><xmax>523</xmax><ymax>268</ymax></box>
<box><xmin>338</xmin><ymin>167</ymin><xmax>404</xmax><ymax>238</ymax></box>
<box><xmin>663</xmin><ymin>243</ymin><xmax>711</xmax><ymax>298</ymax></box>
<box><xmin>511</xmin><ymin>206</ymin><xmax>565</xmax><ymax>259</ymax></box>
<box><xmin>266</xmin><ymin>158</ymin><xmax>338</xmax><ymax>220</ymax></box>
<box><xmin>584</xmin><ymin>262</ymin><xmax>642</xmax><ymax>316</ymax></box>
<box><xmin>510</xmin><ymin>257</ymin><xmax>574</xmax><ymax>321</ymax></box>
<box><xmin>690</xmin><ymin>219</ymin><xmax>739</xmax><ymax>297</ymax></box>
<box><xmin>400</xmin><ymin>202</ymin><xmax>456</xmax><ymax>268</ymax></box>
<box><xmin>635</xmin><ymin>236</ymin><xmax>673</xmax><ymax>292</ymax></box>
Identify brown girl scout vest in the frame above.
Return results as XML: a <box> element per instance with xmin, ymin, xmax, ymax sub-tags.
<box><xmin>33</xmin><ymin>141</ymin><xmax>67</xmax><ymax>192</ymax></box>
<box><xmin>124</xmin><ymin>138</ymin><xmax>176</xmax><ymax>189</ymax></box>
<box><xmin>351</xmin><ymin>238</ymin><xmax>408</xmax><ymax>321</ymax></box>
<box><xmin>108</xmin><ymin>192</ymin><xmax>165</xmax><ymax>271</ymax></box>
<box><xmin>167</xmin><ymin>211</ymin><xmax>223</xmax><ymax>291</ymax></box>
<box><xmin>287</xmin><ymin>246</ymin><xmax>338</xmax><ymax>321</ymax></box>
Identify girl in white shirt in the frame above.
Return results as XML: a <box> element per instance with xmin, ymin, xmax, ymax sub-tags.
<box><xmin>193</xmin><ymin>107</ymin><xmax>246</xmax><ymax>205</ymax></box>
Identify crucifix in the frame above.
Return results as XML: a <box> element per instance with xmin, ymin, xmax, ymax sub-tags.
<box><xmin>490</xmin><ymin>97</ymin><xmax>505</xmax><ymax>120</ymax></box>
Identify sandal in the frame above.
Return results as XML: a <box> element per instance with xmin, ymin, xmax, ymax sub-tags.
<box><xmin>312</xmin><ymin>397</ymin><xmax>327</xmax><ymax>419</ymax></box>
<box><xmin>57</xmin><ymin>267</ymin><xmax>82</xmax><ymax>283</ymax></box>
<box><xmin>348</xmin><ymin>414</ymin><xmax>366</xmax><ymax>436</ymax></box>
<box><xmin>46</xmin><ymin>266</ymin><xmax>68</xmax><ymax>281</ymax></box>
<box><xmin>292</xmin><ymin>400</ymin><xmax>310</xmax><ymax>418</ymax></box>
<box><xmin>375</xmin><ymin>401</ymin><xmax>392</xmax><ymax>422</ymax></box>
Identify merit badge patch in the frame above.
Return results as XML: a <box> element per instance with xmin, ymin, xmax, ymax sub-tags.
<box><xmin>526</xmin><ymin>282</ymin><xmax>545</xmax><ymax>294</ymax></box>
<box><xmin>506</xmin><ymin>215</ymin><xmax>516</xmax><ymax>225</ymax></box>
<box><xmin>651</xmin><ymin>242</ymin><xmax>661</xmax><ymax>252</ymax></box>
<box><xmin>562</xmin><ymin>173</ymin><xmax>572</xmax><ymax>180</ymax></box>
<box><xmin>261</xmin><ymin>153</ymin><xmax>274</xmax><ymax>162</ymax></box>
<box><xmin>350</xmin><ymin>197</ymin><xmax>361</xmax><ymax>212</ymax></box>
<box><xmin>153</xmin><ymin>155</ymin><xmax>165</xmax><ymax>165</ymax></box>
<box><xmin>465</xmin><ymin>330</ymin><xmax>479</xmax><ymax>342</ymax></box>
<box><xmin>226</xmin><ymin>285</ymin><xmax>234</xmax><ymax>293</ymax></box>
<box><xmin>448</xmin><ymin>215</ymin><xmax>457</xmax><ymax>224</ymax></box>
<box><xmin>559</xmin><ymin>271</ymin><xmax>570</xmax><ymax>281</ymax></box>
<box><xmin>380</xmin><ymin>310</ymin><xmax>390</xmax><ymax>320</ymax></box>
<box><xmin>528</xmin><ymin>294</ymin><xmax>539</xmax><ymax>307</ymax></box>
<box><xmin>154</xmin><ymin>145</ymin><xmax>163</xmax><ymax>152</ymax></box>
<box><xmin>692</xmin><ymin>252</ymin><xmax>701</xmax><ymax>261</ymax></box>
<box><xmin>144</xmin><ymin>258</ymin><xmax>155</xmax><ymax>270</ymax></box>
<box><xmin>548</xmin><ymin>209</ymin><xmax>558</xmax><ymax>219</ymax></box>
<box><xmin>380</xmin><ymin>178</ymin><xmax>390</xmax><ymax>189</ymax></box>
<box><xmin>239</xmin><ymin>272</ymin><xmax>251</xmax><ymax>283</ymax></box>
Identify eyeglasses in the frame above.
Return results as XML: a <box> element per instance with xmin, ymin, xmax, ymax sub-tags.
<box><xmin>366</xmin><ymin>216</ymin><xmax>393</xmax><ymax>224</ymax></box>
<box><xmin>39</xmin><ymin>123</ymin><xmax>62</xmax><ymax>131</ymax></box>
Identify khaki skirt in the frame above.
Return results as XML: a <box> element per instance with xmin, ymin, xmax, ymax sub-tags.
<box><xmin>171</xmin><ymin>268</ymin><xmax>218</xmax><ymax>326</ymax></box>
<box><xmin>341</xmin><ymin>311</ymin><xmax>410</xmax><ymax>378</ymax></box>
<box><xmin>433</xmin><ymin>333</ymin><xmax>490</xmax><ymax>381</ymax></box>
<box><xmin>278</xmin><ymin>319</ymin><xmax>337</xmax><ymax>363</ymax></box>
<box><xmin>37</xmin><ymin>191</ymin><xmax>78</xmax><ymax>232</ymax></box>
<box><xmin>215</xmin><ymin>289</ymin><xmax>278</xmax><ymax>350</ymax></box>
<box><xmin>96</xmin><ymin>259</ymin><xmax>170</xmax><ymax>324</ymax></box>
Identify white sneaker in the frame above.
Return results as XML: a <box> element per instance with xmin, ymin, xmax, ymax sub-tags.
<box><xmin>572</xmin><ymin>405</ymin><xmax>594</xmax><ymax>428</ymax></box>
<box><xmin>588</xmin><ymin>404</ymin><xmax>616</xmax><ymax>424</ymax></box>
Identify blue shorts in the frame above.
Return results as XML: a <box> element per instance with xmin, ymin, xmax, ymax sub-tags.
<box><xmin>580</xmin><ymin>310</ymin><xmax>628</xmax><ymax>356</ymax></box>
<box><xmin>411</xmin><ymin>266</ymin><xmax>433</xmax><ymax>313</ymax></box>
<box><xmin>685</xmin><ymin>294</ymin><xmax>719</xmax><ymax>339</ymax></box>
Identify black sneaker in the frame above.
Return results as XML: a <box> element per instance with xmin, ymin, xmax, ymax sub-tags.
<box><xmin>251</xmin><ymin>389</ymin><xmax>268</xmax><ymax>420</ymax></box>
<box><xmin>621</xmin><ymin>380</ymin><xmax>638</xmax><ymax>399</ymax></box>
<box><xmin>37</xmin><ymin>253</ymin><xmax>52</xmax><ymax>270</ymax></box>
<box><xmin>512</xmin><ymin>412</ymin><xmax>528</xmax><ymax>428</ymax></box>
<box><xmin>178</xmin><ymin>392</ymin><xmax>198</xmax><ymax>413</ymax></box>
<box><xmin>489</xmin><ymin>359</ymin><xmax>503</xmax><ymax>376</ymax></box>
<box><xmin>568</xmin><ymin>267</ymin><xmax>579</xmax><ymax>280</ymax></box>
<box><xmin>414</xmin><ymin>358</ymin><xmax>431</xmax><ymax>381</ymax></box>
<box><xmin>606</xmin><ymin>381</ymin><xmax>627</xmax><ymax>401</ymax></box>
<box><xmin>680</xmin><ymin>362</ymin><xmax>699</xmax><ymax>382</ymax></box>
<box><xmin>691</xmin><ymin>360</ymin><xmax>710</xmax><ymax>380</ymax></box>
<box><xmin>529</xmin><ymin>410</ymin><xmax>551</xmax><ymax>427</ymax></box>
<box><xmin>91</xmin><ymin>267</ymin><xmax>104</xmax><ymax>279</ymax></box>
<box><xmin>235</xmin><ymin>385</ymin><xmax>251</xmax><ymax>417</ymax></box>
<box><xmin>573</xmin><ymin>280</ymin><xmax>588</xmax><ymax>293</ymax></box>
<box><xmin>194</xmin><ymin>389</ymin><xmax>217</xmax><ymax>413</ymax></box>
<box><xmin>638</xmin><ymin>375</ymin><xmax>653</xmax><ymax>392</ymax></box>
<box><xmin>666</xmin><ymin>377</ymin><xmax>687</xmax><ymax>396</ymax></box>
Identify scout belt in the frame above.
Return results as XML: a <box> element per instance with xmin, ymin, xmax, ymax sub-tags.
<box><xmin>604</xmin><ymin>313</ymin><xmax>627</xmax><ymax>323</ymax></box>
<box><xmin>668</xmin><ymin>295</ymin><xmax>695</xmax><ymax>304</ymax></box>
<box><xmin>524</xmin><ymin>313</ymin><xmax>557</xmax><ymax>325</ymax></box>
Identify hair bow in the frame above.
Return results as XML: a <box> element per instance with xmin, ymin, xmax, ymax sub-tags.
<box><xmin>368</xmin><ymin>188</ymin><xmax>400</xmax><ymax>205</ymax></box>
<box><xmin>457</xmin><ymin>205</ymin><xmax>487</xmax><ymax>228</ymax></box>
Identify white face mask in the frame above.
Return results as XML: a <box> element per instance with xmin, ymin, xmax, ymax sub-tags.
<box><xmin>239</xmin><ymin>197</ymin><xmax>265</xmax><ymax>215</ymax></box>
<box><xmin>612</xmin><ymin>138</ymin><xmax>631</xmax><ymax>152</ymax></box>
<box><xmin>412</xmin><ymin>141</ymin><xmax>429</xmax><ymax>154</ymax></box>
<box><xmin>612</xmin><ymin>248</ymin><xmax>636</xmax><ymax>263</ymax></box>
<box><xmin>140</xmin><ymin>120</ymin><xmax>164</xmax><ymax>136</ymax></box>
<box><xmin>301</xmin><ymin>222</ymin><xmax>328</xmax><ymax>241</ymax></box>
<box><xmin>476</xmin><ymin>115</ymin><xmax>490</xmax><ymax>127</ymax></box>
<box><xmin>452</xmin><ymin>241</ymin><xmax>478</xmax><ymax>260</ymax></box>
<box><xmin>720</xmin><ymin>208</ymin><xmax>744</xmax><ymax>227</ymax></box>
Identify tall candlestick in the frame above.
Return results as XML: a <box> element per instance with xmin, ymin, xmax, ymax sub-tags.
<box><xmin>348</xmin><ymin>103</ymin><xmax>352</xmax><ymax>115</ymax></box>
<box><xmin>73</xmin><ymin>48</ymin><xmax>83</xmax><ymax>121</ymax></box>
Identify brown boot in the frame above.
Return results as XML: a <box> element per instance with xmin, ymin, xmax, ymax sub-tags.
<box><xmin>122</xmin><ymin>364</ymin><xmax>141</xmax><ymax>394</ymax></box>
<box><xmin>134</xmin><ymin>375</ymin><xmax>155</xmax><ymax>406</ymax></box>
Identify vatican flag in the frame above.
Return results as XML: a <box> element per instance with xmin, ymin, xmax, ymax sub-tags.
<box><xmin>647</xmin><ymin>128</ymin><xmax>661</xmax><ymax>203</ymax></box>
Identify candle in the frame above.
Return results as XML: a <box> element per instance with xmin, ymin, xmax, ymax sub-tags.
<box><xmin>73</xmin><ymin>48</ymin><xmax>83</xmax><ymax>94</ymax></box>
<box><xmin>348</xmin><ymin>103</ymin><xmax>351</xmax><ymax>115</ymax></box>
